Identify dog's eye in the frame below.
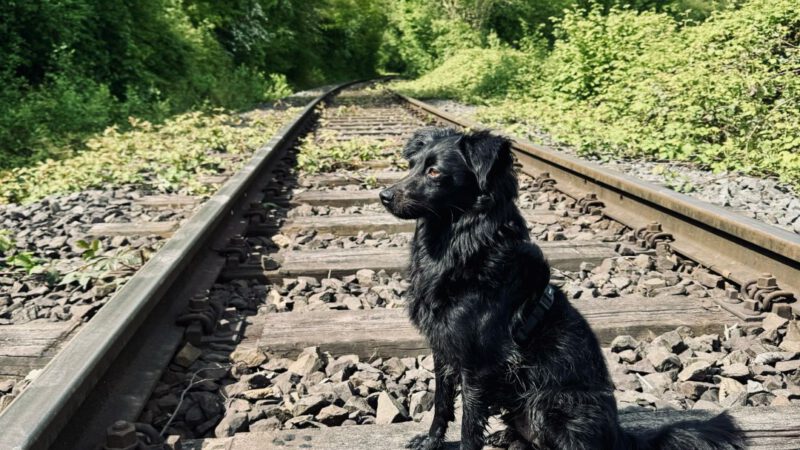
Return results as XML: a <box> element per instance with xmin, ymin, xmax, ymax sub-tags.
<box><xmin>426</xmin><ymin>167</ymin><xmax>441</xmax><ymax>178</ymax></box>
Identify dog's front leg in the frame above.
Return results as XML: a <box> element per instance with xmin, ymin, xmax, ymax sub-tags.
<box><xmin>459</xmin><ymin>370</ymin><xmax>490</xmax><ymax>450</ymax></box>
<box><xmin>407</xmin><ymin>354</ymin><xmax>458</xmax><ymax>450</ymax></box>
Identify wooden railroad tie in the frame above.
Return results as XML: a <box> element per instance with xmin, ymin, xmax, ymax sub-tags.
<box><xmin>290</xmin><ymin>189</ymin><xmax>386</xmax><ymax>207</ymax></box>
<box><xmin>180</xmin><ymin>406</ymin><xmax>800</xmax><ymax>450</ymax></box>
<box><xmin>220</xmin><ymin>242</ymin><xmax>618</xmax><ymax>281</ymax></box>
<box><xmin>197</xmin><ymin>174</ymin><xmax>229</xmax><ymax>184</ymax></box>
<box><xmin>133</xmin><ymin>195</ymin><xmax>199</xmax><ymax>209</ymax></box>
<box><xmin>0</xmin><ymin>321</ymin><xmax>80</xmax><ymax>378</ymax></box>
<box><xmin>299</xmin><ymin>170</ymin><xmax>406</xmax><ymax>188</ymax></box>
<box><xmin>254</xmin><ymin>295</ymin><xmax>741</xmax><ymax>359</ymax></box>
<box><xmin>87</xmin><ymin>221</ymin><xmax>179</xmax><ymax>239</ymax></box>
<box><xmin>251</xmin><ymin>210</ymin><xmax>562</xmax><ymax>236</ymax></box>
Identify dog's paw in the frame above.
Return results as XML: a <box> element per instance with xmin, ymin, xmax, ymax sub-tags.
<box><xmin>406</xmin><ymin>434</ymin><xmax>443</xmax><ymax>450</ymax></box>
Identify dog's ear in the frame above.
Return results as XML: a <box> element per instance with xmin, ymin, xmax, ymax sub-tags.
<box><xmin>403</xmin><ymin>127</ymin><xmax>457</xmax><ymax>160</ymax></box>
<box><xmin>459</xmin><ymin>131</ymin><xmax>513</xmax><ymax>192</ymax></box>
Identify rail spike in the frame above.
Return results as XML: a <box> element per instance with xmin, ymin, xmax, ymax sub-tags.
<box><xmin>740</xmin><ymin>273</ymin><xmax>796</xmax><ymax>317</ymax></box>
<box><xmin>176</xmin><ymin>292</ymin><xmax>220</xmax><ymax>345</ymax></box>
<box><xmin>243</xmin><ymin>202</ymin><xmax>268</xmax><ymax>225</ymax></box>
<box><xmin>218</xmin><ymin>234</ymin><xmax>250</xmax><ymax>269</ymax></box>
<box><xmin>532</xmin><ymin>172</ymin><xmax>557</xmax><ymax>191</ymax></box>
<box><xmin>104</xmin><ymin>420</ymin><xmax>137</xmax><ymax>450</ymax></box>
<box><xmin>634</xmin><ymin>221</ymin><xmax>674</xmax><ymax>250</ymax></box>
<box><xmin>576</xmin><ymin>192</ymin><xmax>605</xmax><ymax>215</ymax></box>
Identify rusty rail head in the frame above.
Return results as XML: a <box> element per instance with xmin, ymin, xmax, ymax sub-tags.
<box><xmin>396</xmin><ymin>92</ymin><xmax>800</xmax><ymax>306</ymax></box>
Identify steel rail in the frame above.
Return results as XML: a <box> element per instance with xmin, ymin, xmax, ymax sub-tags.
<box><xmin>0</xmin><ymin>81</ymin><xmax>359</xmax><ymax>450</ymax></box>
<box><xmin>398</xmin><ymin>93</ymin><xmax>800</xmax><ymax>303</ymax></box>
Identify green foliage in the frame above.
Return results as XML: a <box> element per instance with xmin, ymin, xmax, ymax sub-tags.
<box><xmin>1</xmin><ymin>227</ymin><xmax>148</xmax><ymax>289</ymax></box>
<box><xmin>0</xmin><ymin>230</ymin><xmax>13</xmax><ymax>255</ymax></box>
<box><xmin>399</xmin><ymin>0</ymin><xmax>800</xmax><ymax>186</ymax></box>
<box><xmin>184</xmin><ymin>0</ymin><xmax>387</xmax><ymax>86</ymax></box>
<box><xmin>296</xmin><ymin>103</ymin><xmax>393</xmax><ymax>174</ymax></box>
<box><xmin>0</xmin><ymin>0</ymin><xmax>385</xmax><ymax>172</ymax></box>
<box><xmin>378</xmin><ymin>0</ymin><xmax>485</xmax><ymax>75</ymax></box>
<box><xmin>376</xmin><ymin>0</ymin><xmax>725</xmax><ymax>75</ymax></box>
<box><xmin>393</xmin><ymin>48</ymin><xmax>528</xmax><ymax>103</ymax></box>
<box><xmin>651</xmin><ymin>166</ymin><xmax>696</xmax><ymax>193</ymax></box>
<box><xmin>317</xmin><ymin>0</ymin><xmax>389</xmax><ymax>81</ymax></box>
<box><xmin>296</xmin><ymin>133</ymin><xmax>385</xmax><ymax>175</ymax></box>
<box><xmin>0</xmin><ymin>229</ymin><xmax>46</xmax><ymax>275</ymax></box>
<box><xmin>532</xmin><ymin>6</ymin><xmax>678</xmax><ymax>100</ymax></box>
<box><xmin>0</xmin><ymin>107</ymin><xmax>299</xmax><ymax>204</ymax></box>
<box><xmin>76</xmin><ymin>239</ymin><xmax>103</xmax><ymax>260</ymax></box>
<box><xmin>61</xmin><ymin>246</ymin><xmax>152</xmax><ymax>291</ymax></box>
<box><xmin>3</xmin><ymin>0</ymin><xmax>795</xmax><ymax>186</ymax></box>
<box><xmin>6</xmin><ymin>252</ymin><xmax>44</xmax><ymax>274</ymax></box>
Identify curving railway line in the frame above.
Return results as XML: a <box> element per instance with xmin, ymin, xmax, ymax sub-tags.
<box><xmin>1</xmin><ymin>81</ymin><xmax>799</xmax><ymax>449</ymax></box>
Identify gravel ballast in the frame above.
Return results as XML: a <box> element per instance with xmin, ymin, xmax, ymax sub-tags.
<box><xmin>141</xmin><ymin>312</ymin><xmax>800</xmax><ymax>439</ymax></box>
<box><xmin>0</xmin><ymin>187</ymin><xmax>188</xmax><ymax>326</ymax></box>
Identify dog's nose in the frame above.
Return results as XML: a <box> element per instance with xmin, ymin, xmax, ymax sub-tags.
<box><xmin>379</xmin><ymin>189</ymin><xmax>395</xmax><ymax>205</ymax></box>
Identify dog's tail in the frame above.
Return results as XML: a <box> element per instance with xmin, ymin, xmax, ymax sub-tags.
<box><xmin>620</xmin><ymin>412</ymin><xmax>745</xmax><ymax>450</ymax></box>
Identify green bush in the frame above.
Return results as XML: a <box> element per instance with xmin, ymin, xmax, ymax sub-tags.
<box><xmin>0</xmin><ymin>0</ymin><xmax>386</xmax><ymax>173</ymax></box>
<box><xmin>399</xmin><ymin>0</ymin><xmax>800</xmax><ymax>186</ymax></box>
<box><xmin>378</xmin><ymin>1</ymin><xmax>485</xmax><ymax>75</ymax></box>
<box><xmin>377</xmin><ymin>0</ymin><xmax>726</xmax><ymax>75</ymax></box>
<box><xmin>0</xmin><ymin>71</ymin><xmax>116</xmax><ymax>168</ymax></box>
<box><xmin>530</xmin><ymin>6</ymin><xmax>677</xmax><ymax>100</ymax></box>
<box><xmin>4</xmin><ymin>0</ymin><xmax>796</xmax><ymax>187</ymax></box>
<box><xmin>0</xmin><ymin>108</ymin><xmax>299</xmax><ymax>205</ymax></box>
<box><xmin>393</xmin><ymin>47</ymin><xmax>528</xmax><ymax>103</ymax></box>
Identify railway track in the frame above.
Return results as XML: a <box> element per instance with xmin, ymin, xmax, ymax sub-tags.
<box><xmin>1</xmin><ymin>81</ymin><xmax>799</xmax><ymax>449</ymax></box>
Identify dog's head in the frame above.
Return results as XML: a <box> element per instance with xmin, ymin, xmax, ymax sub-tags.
<box><xmin>401</xmin><ymin>127</ymin><xmax>459</xmax><ymax>160</ymax></box>
<box><xmin>380</xmin><ymin>127</ymin><xmax>516</xmax><ymax>220</ymax></box>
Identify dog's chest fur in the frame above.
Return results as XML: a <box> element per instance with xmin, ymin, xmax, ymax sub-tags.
<box><xmin>405</xmin><ymin>217</ymin><xmax>518</xmax><ymax>368</ymax></box>
<box><xmin>406</xmin><ymin>231</ymin><xmax>471</xmax><ymax>357</ymax></box>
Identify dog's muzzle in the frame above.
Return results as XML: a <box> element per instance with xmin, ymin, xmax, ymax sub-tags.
<box><xmin>379</xmin><ymin>188</ymin><xmax>395</xmax><ymax>206</ymax></box>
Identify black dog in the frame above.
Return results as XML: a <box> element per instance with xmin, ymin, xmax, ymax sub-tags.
<box><xmin>379</xmin><ymin>127</ymin><xmax>744</xmax><ymax>450</ymax></box>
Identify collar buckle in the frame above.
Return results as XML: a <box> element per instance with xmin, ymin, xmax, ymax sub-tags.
<box><xmin>512</xmin><ymin>285</ymin><xmax>555</xmax><ymax>343</ymax></box>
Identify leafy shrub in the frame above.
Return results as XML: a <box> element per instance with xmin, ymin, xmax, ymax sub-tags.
<box><xmin>393</xmin><ymin>47</ymin><xmax>528</xmax><ymax>103</ymax></box>
<box><xmin>401</xmin><ymin>0</ymin><xmax>800</xmax><ymax>186</ymax></box>
<box><xmin>0</xmin><ymin>229</ymin><xmax>45</xmax><ymax>274</ymax></box>
<box><xmin>0</xmin><ymin>108</ymin><xmax>299</xmax><ymax>204</ymax></box>
<box><xmin>0</xmin><ymin>0</ymin><xmax>386</xmax><ymax>172</ymax></box>
<box><xmin>379</xmin><ymin>1</ymin><xmax>485</xmax><ymax>75</ymax></box>
<box><xmin>377</xmin><ymin>0</ymin><xmax>726</xmax><ymax>75</ymax></box>
<box><xmin>530</xmin><ymin>6</ymin><xmax>677</xmax><ymax>100</ymax></box>
<box><xmin>4</xmin><ymin>0</ymin><xmax>795</xmax><ymax>186</ymax></box>
<box><xmin>0</xmin><ymin>70</ymin><xmax>117</xmax><ymax>169</ymax></box>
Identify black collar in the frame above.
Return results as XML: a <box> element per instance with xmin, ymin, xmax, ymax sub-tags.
<box><xmin>512</xmin><ymin>285</ymin><xmax>556</xmax><ymax>343</ymax></box>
